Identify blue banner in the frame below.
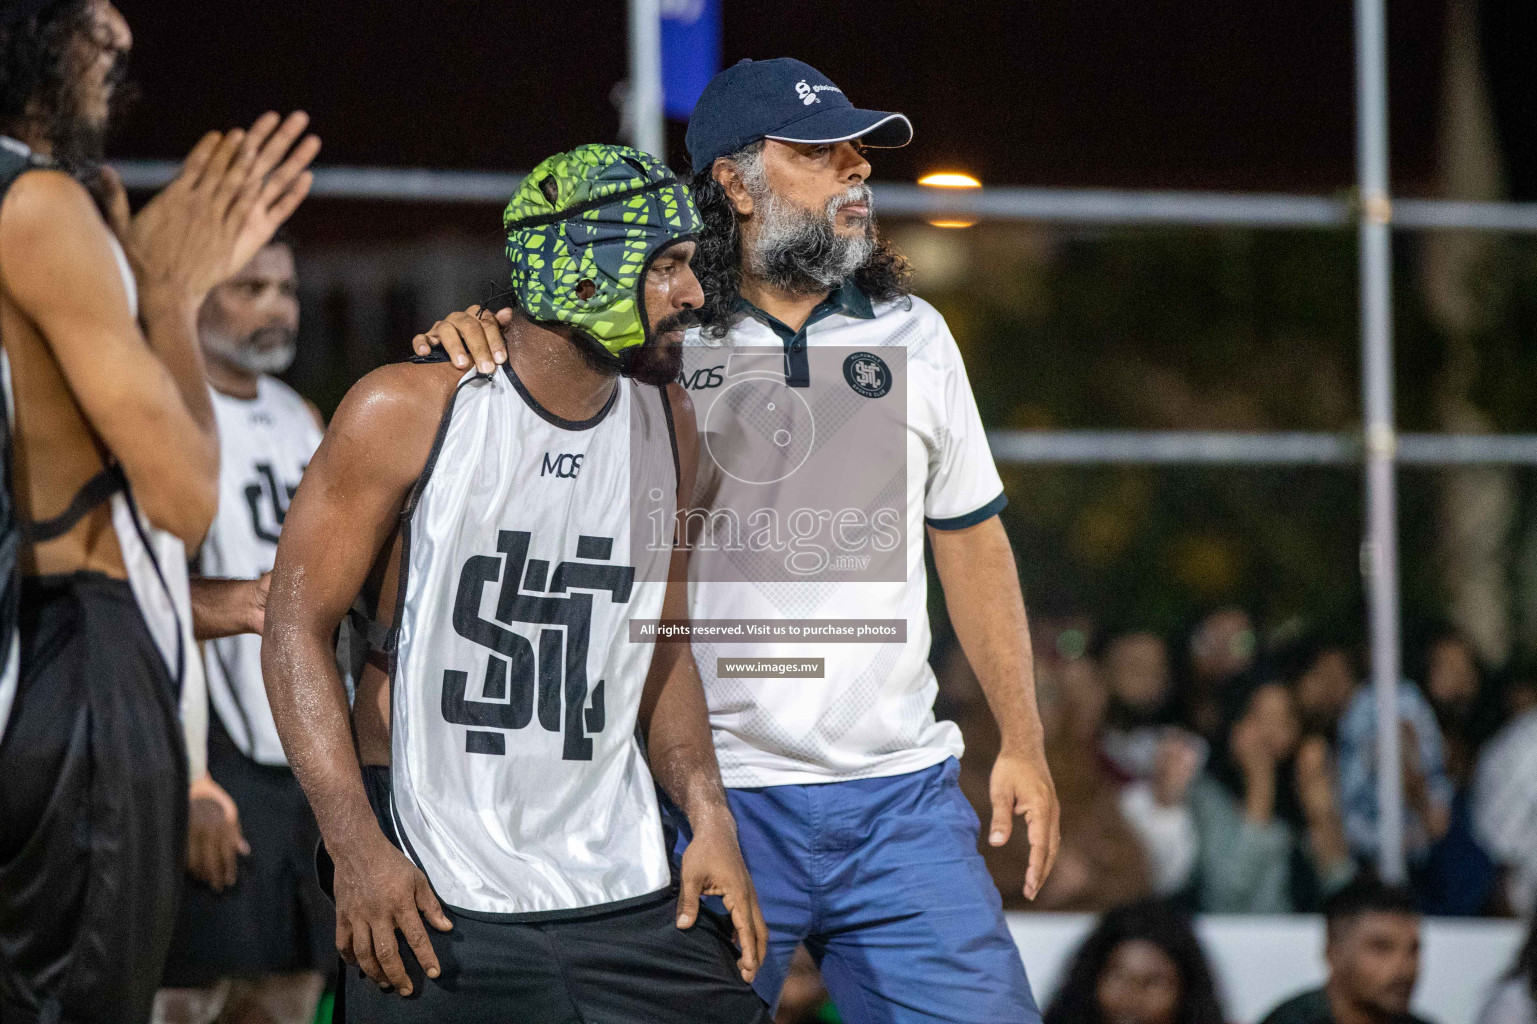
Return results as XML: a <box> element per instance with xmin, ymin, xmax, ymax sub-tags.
<box><xmin>661</xmin><ymin>0</ymin><xmax>721</xmax><ymax>120</ymax></box>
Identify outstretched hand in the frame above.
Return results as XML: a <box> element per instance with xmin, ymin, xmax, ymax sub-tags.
<box><xmin>987</xmin><ymin>749</ymin><xmax>1060</xmax><ymax>900</ymax></box>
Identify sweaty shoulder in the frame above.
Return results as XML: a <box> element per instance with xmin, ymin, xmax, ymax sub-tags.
<box><xmin>325</xmin><ymin>359</ymin><xmax>467</xmax><ymax>455</ymax></box>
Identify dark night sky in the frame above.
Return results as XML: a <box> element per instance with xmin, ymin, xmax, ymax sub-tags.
<box><xmin>113</xmin><ymin>0</ymin><xmax>1454</xmax><ymax>195</ymax></box>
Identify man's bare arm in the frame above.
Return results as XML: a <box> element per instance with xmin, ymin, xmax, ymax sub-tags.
<box><xmin>929</xmin><ymin>516</ymin><xmax>1060</xmax><ymax>898</ymax></box>
<box><xmin>0</xmin><ymin>169</ymin><xmax>218</xmax><ymax>544</ymax></box>
<box><xmin>263</xmin><ymin>361</ymin><xmax>458</xmax><ymax>996</ymax></box>
<box><xmin>637</xmin><ymin>388</ymin><xmax>725</xmax><ymax>833</ymax></box>
<box><xmin>636</xmin><ymin>384</ymin><xmax>766</xmax><ymax>982</ymax></box>
<box><xmin>190</xmin><ymin>575</ymin><xmax>269</xmax><ymax>640</ymax></box>
<box><xmin>0</xmin><ymin>117</ymin><xmax>318</xmax><ymax>546</ymax></box>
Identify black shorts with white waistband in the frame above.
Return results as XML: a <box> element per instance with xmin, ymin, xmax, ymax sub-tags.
<box><xmin>342</xmin><ymin>766</ymin><xmax>771</xmax><ymax>1024</ymax></box>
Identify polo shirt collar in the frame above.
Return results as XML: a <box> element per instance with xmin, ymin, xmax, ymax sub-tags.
<box><xmin>732</xmin><ymin>280</ymin><xmax>874</xmax><ymax>388</ymax></box>
<box><xmin>735</xmin><ymin>278</ymin><xmax>875</xmax><ymax>338</ymax></box>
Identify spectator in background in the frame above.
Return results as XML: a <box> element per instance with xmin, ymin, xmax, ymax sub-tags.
<box><xmin>1100</xmin><ymin>628</ymin><xmax>1179</xmax><ymax>782</ymax></box>
<box><xmin>945</xmin><ymin>629</ymin><xmax>1152</xmax><ymax>912</ymax></box>
<box><xmin>1042</xmin><ymin>900</ymin><xmax>1226</xmax><ymax>1024</ymax></box>
<box><xmin>1181</xmin><ymin>606</ymin><xmax>1258</xmax><ymax>739</ymax></box>
<box><xmin>1336</xmin><ymin>680</ymin><xmax>1452</xmax><ymax>879</ymax></box>
<box><xmin>1259</xmin><ymin>877</ymin><xmax>1435</xmax><ymax>1024</ymax></box>
<box><xmin>1478</xmin><ymin>913</ymin><xmax>1537</xmax><ymax>1024</ymax></box>
<box><xmin>1417</xmin><ymin>628</ymin><xmax>1502</xmax><ymax>784</ymax></box>
<box><xmin>1409</xmin><ymin>629</ymin><xmax>1499</xmax><ymax>915</ymax></box>
<box><xmin>1118</xmin><ymin>731</ymin><xmax>1204</xmax><ymax>901</ymax></box>
<box><xmin>1096</xmin><ymin>627</ymin><xmax>1208</xmax><ymax>901</ymax></box>
<box><xmin>1276</xmin><ymin>635</ymin><xmax>1359</xmax><ymax>740</ymax></box>
<box><xmin>1473</xmin><ymin>700</ymin><xmax>1537</xmax><ymax>916</ymax></box>
<box><xmin>1188</xmin><ymin>674</ymin><xmax>1354</xmax><ymax>913</ymax></box>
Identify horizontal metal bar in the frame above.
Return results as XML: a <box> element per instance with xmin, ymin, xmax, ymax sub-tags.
<box><xmin>989</xmin><ymin>430</ymin><xmax>1537</xmax><ymax>466</ymax></box>
<box><xmin>875</xmin><ymin>184</ymin><xmax>1353</xmax><ymax>228</ymax></box>
<box><xmin>1397</xmin><ymin>433</ymin><xmax>1537</xmax><ymax>465</ymax></box>
<box><xmin>989</xmin><ymin>431</ymin><xmax>1357</xmax><ymax>465</ymax></box>
<box><xmin>112</xmin><ymin>161</ymin><xmax>523</xmax><ymax>203</ymax></box>
<box><xmin>113</xmin><ymin>158</ymin><xmax>1537</xmax><ymax>230</ymax></box>
<box><xmin>1392</xmin><ymin>198</ymin><xmax>1537</xmax><ymax>232</ymax></box>
<box><xmin>109</xmin><ymin>161</ymin><xmax>1537</xmax><ymax>232</ymax></box>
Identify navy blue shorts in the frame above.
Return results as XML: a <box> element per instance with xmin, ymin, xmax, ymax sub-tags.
<box><xmin>680</xmin><ymin>758</ymin><xmax>1041</xmax><ymax>1024</ymax></box>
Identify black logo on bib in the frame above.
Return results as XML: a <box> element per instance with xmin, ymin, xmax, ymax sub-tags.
<box><xmin>441</xmin><ymin>531</ymin><xmax>632</xmax><ymax>760</ymax></box>
<box><xmin>540</xmin><ymin>453</ymin><xmax>583</xmax><ymax>479</ymax></box>
<box><xmin>679</xmin><ymin>365</ymin><xmax>724</xmax><ymax>391</ymax></box>
<box><xmin>244</xmin><ymin>462</ymin><xmax>302</xmax><ymax>544</ymax></box>
<box><xmin>842</xmin><ymin>352</ymin><xmax>891</xmax><ymax>398</ymax></box>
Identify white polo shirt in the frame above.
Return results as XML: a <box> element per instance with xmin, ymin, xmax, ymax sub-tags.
<box><xmin>681</xmin><ymin>283</ymin><xmax>1006</xmax><ymax>788</ymax></box>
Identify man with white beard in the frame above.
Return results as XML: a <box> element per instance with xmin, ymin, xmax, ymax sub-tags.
<box><xmin>154</xmin><ymin>235</ymin><xmax>331</xmax><ymax>1024</ymax></box>
<box><xmin>673</xmin><ymin>58</ymin><xmax>1058</xmax><ymax>1024</ymax></box>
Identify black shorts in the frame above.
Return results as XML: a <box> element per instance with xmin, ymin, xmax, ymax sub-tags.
<box><xmin>0</xmin><ymin>573</ymin><xmax>187</xmax><ymax>1024</ymax></box>
<box><xmin>342</xmin><ymin>896</ymin><xmax>772</xmax><ymax>1024</ymax></box>
<box><xmin>160</xmin><ymin>717</ymin><xmax>334</xmax><ymax>988</ymax></box>
<box><xmin>342</xmin><ymin>768</ymin><xmax>771</xmax><ymax>1024</ymax></box>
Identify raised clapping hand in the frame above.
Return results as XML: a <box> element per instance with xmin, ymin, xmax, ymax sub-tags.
<box><xmin>101</xmin><ymin>111</ymin><xmax>320</xmax><ymax>303</ymax></box>
<box><xmin>1152</xmin><ymin>730</ymin><xmax>1204</xmax><ymax>807</ymax></box>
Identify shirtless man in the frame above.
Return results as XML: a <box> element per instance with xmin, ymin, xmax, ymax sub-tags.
<box><xmin>0</xmin><ymin>2</ymin><xmax>316</xmax><ymax>1019</ymax></box>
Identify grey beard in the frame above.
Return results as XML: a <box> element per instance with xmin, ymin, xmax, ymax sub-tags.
<box><xmin>203</xmin><ymin>326</ymin><xmax>298</xmax><ymax>375</ymax></box>
<box><xmin>744</xmin><ymin>185</ymin><xmax>876</xmax><ymax>295</ymax></box>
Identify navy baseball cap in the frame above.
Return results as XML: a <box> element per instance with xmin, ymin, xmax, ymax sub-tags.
<box><xmin>685</xmin><ymin>58</ymin><xmax>913</xmax><ymax>171</ymax></box>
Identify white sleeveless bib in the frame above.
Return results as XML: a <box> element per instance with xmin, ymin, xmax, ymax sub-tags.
<box><xmin>200</xmin><ymin>377</ymin><xmax>321</xmax><ymax>764</ymax></box>
<box><xmin>389</xmin><ymin>364</ymin><xmax>678</xmax><ymax>917</ymax></box>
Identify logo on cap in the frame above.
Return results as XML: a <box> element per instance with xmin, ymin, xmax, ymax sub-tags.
<box><xmin>795</xmin><ymin>80</ymin><xmax>819</xmax><ymax>106</ymax></box>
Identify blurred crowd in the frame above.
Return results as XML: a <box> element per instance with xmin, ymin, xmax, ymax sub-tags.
<box><xmin>777</xmin><ymin>879</ymin><xmax>1537</xmax><ymax>1024</ymax></box>
<box><xmin>934</xmin><ymin>605</ymin><xmax>1537</xmax><ymax>920</ymax></box>
<box><xmin>771</xmin><ymin>610</ymin><xmax>1537</xmax><ymax>1023</ymax></box>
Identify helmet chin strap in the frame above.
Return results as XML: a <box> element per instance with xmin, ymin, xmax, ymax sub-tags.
<box><xmin>567</xmin><ymin>325</ymin><xmax>630</xmax><ymax>377</ymax></box>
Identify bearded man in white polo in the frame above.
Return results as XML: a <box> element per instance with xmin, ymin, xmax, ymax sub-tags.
<box><xmin>675</xmin><ymin>58</ymin><xmax>1060</xmax><ymax>1024</ymax></box>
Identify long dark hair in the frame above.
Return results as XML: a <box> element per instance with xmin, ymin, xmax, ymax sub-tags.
<box><xmin>1209</xmin><ymin>670</ymin><xmax>1303</xmax><ymax>825</ymax></box>
<box><xmin>1</xmin><ymin>0</ymin><xmax>129</xmax><ymax>171</ymax></box>
<box><xmin>3</xmin><ymin>2</ymin><xmax>88</xmax><ymax>130</ymax></box>
<box><xmin>1043</xmin><ymin>901</ymin><xmax>1226</xmax><ymax>1024</ymax></box>
<box><xmin>1209</xmin><ymin>669</ymin><xmax>1340</xmax><ymax>911</ymax></box>
<box><xmin>686</xmin><ymin>142</ymin><xmax>912</xmax><ymax>340</ymax></box>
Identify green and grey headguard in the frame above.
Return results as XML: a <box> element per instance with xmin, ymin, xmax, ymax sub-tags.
<box><xmin>503</xmin><ymin>143</ymin><xmax>701</xmax><ymax>358</ymax></box>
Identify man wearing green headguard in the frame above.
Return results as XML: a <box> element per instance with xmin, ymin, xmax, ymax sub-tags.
<box><xmin>261</xmin><ymin>144</ymin><xmax>771</xmax><ymax>1022</ymax></box>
